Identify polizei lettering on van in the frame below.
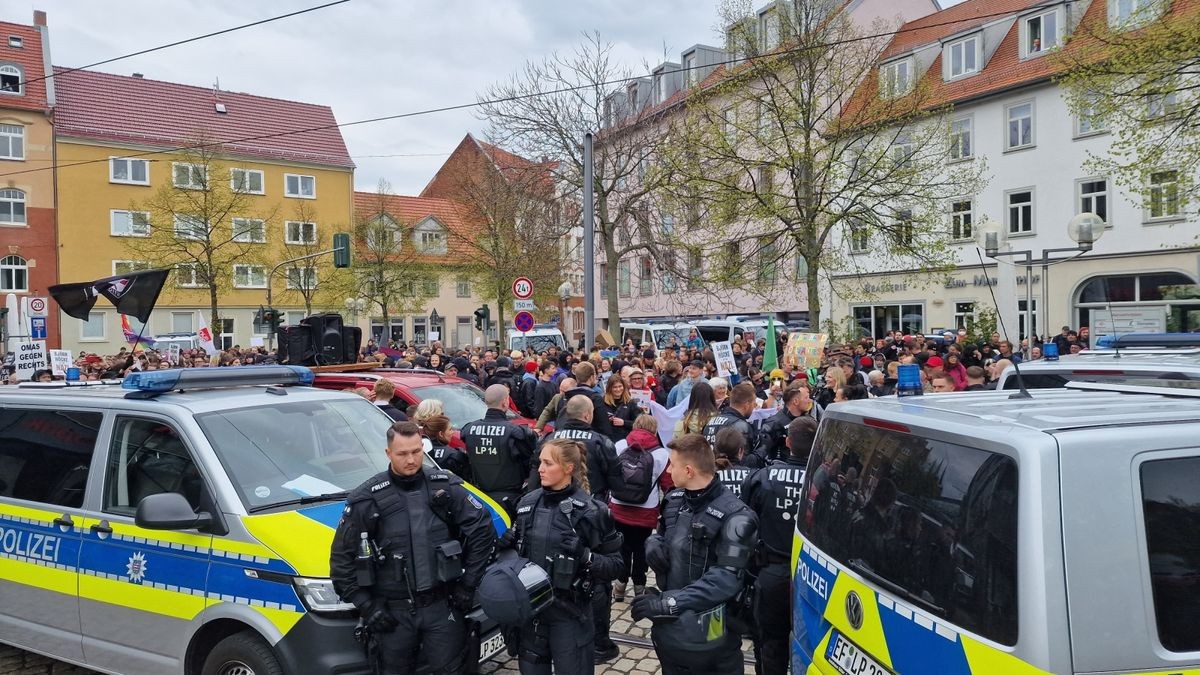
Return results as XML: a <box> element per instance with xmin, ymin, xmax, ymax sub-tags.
<box><xmin>0</xmin><ymin>526</ymin><xmax>60</xmax><ymax>563</ymax></box>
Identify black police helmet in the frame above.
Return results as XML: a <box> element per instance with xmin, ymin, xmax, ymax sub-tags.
<box><xmin>477</xmin><ymin>549</ymin><xmax>553</xmax><ymax>627</ymax></box>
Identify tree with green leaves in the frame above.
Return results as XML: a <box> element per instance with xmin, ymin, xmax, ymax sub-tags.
<box><xmin>654</xmin><ymin>0</ymin><xmax>988</xmax><ymax>322</ymax></box>
<box><xmin>280</xmin><ymin>200</ymin><xmax>333</xmax><ymax>316</ymax></box>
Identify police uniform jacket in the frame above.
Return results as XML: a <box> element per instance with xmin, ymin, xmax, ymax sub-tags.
<box><xmin>536</xmin><ymin>419</ymin><xmax>624</xmax><ymax>501</ymax></box>
<box><xmin>702</xmin><ymin>409</ymin><xmax>765</xmax><ymax>468</ymax></box>
<box><xmin>512</xmin><ymin>484</ymin><xmax>624</xmax><ymax>596</ymax></box>
<box><xmin>427</xmin><ymin>441</ymin><xmax>471</xmax><ymax>483</ymax></box>
<box><xmin>459</xmin><ymin>408</ymin><xmax>538</xmax><ymax>495</ymax></box>
<box><xmin>740</xmin><ymin>457</ymin><xmax>806</xmax><ymax>561</ymax></box>
<box><xmin>330</xmin><ymin>468</ymin><xmax>496</xmax><ymax>612</ymax></box>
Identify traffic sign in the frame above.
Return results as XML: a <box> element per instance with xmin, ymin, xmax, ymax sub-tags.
<box><xmin>513</xmin><ymin>299</ymin><xmax>535</xmax><ymax>312</ymax></box>
<box><xmin>27</xmin><ymin>297</ymin><xmax>47</xmax><ymax>318</ymax></box>
<box><xmin>514</xmin><ymin>311</ymin><xmax>535</xmax><ymax>333</ymax></box>
<box><xmin>30</xmin><ymin>317</ymin><xmax>46</xmax><ymax>339</ymax></box>
<box><xmin>512</xmin><ymin>277</ymin><xmax>534</xmax><ymax>300</ymax></box>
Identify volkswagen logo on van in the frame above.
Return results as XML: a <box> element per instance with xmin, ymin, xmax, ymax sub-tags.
<box><xmin>845</xmin><ymin>591</ymin><xmax>864</xmax><ymax>630</ymax></box>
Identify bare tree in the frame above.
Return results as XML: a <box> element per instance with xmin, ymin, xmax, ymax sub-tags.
<box><xmin>477</xmin><ymin>32</ymin><xmax>673</xmax><ymax>332</ymax></box>
<box><xmin>655</xmin><ymin>0</ymin><xmax>988</xmax><ymax>321</ymax></box>
<box><xmin>125</xmin><ymin>138</ymin><xmax>277</xmax><ymax>332</ymax></box>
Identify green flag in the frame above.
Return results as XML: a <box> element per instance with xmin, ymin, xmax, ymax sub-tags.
<box><xmin>762</xmin><ymin>315</ymin><xmax>779</xmax><ymax>373</ymax></box>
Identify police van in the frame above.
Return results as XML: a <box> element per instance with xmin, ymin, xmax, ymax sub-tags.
<box><xmin>792</xmin><ymin>384</ymin><xmax>1200</xmax><ymax>674</ymax></box>
<box><xmin>0</xmin><ymin>366</ymin><xmax>509</xmax><ymax>675</ymax></box>
<box><xmin>997</xmin><ymin>333</ymin><xmax>1200</xmax><ymax>390</ymax></box>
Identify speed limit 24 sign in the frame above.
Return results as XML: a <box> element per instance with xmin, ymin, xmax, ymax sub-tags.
<box><xmin>512</xmin><ymin>277</ymin><xmax>534</xmax><ymax>300</ymax></box>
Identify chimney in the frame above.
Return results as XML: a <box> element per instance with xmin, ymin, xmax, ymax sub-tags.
<box><xmin>33</xmin><ymin>10</ymin><xmax>46</xmax><ymax>26</ymax></box>
<box><xmin>132</xmin><ymin>73</ymin><xmax>143</xmax><ymax>79</ymax></box>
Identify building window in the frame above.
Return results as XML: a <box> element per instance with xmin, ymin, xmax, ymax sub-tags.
<box><xmin>110</xmin><ymin>157</ymin><xmax>148</xmax><ymax>185</ymax></box>
<box><xmin>176</xmin><ymin>263</ymin><xmax>201</xmax><ymax>288</ymax></box>
<box><xmin>758</xmin><ymin>238</ymin><xmax>778</xmax><ymax>285</ymax></box>
<box><xmin>1077</xmin><ymin>178</ymin><xmax>1109</xmax><ymax>225</ymax></box>
<box><xmin>0</xmin><ymin>123</ymin><xmax>24</xmax><ymax>160</ymax></box>
<box><xmin>892</xmin><ymin>209</ymin><xmax>915</xmax><ymax>248</ymax></box>
<box><xmin>0</xmin><ymin>254</ymin><xmax>27</xmax><ymax>292</ymax></box>
<box><xmin>174</xmin><ymin>214</ymin><xmax>208</xmax><ymax>240</ymax></box>
<box><xmin>1147</xmin><ymin>170</ymin><xmax>1180</xmax><ymax>220</ymax></box>
<box><xmin>112</xmin><ymin>260</ymin><xmax>150</xmax><ymax>276</ymax></box>
<box><xmin>1024</xmin><ymin>10</ymin><xmax>1059</xmax><ymax>56</ymax></box>
<box><xmin>0</xmin><ymin>188</ymin><xmax>25</xmax><ymax>224</ymax></box>
<box><xmin>1075</xmin><ymin>97</ymin><xmax>1108</xmax><ymax>137</ymax></box>
<box><xmin>600</xmin><ymin>263</ymin><xmax>608</xmax><ymax>298</ymax></box>
<box><xmin>1006</xmin><ymin>189</ymin><xmax>1035</xmax><ymax>234</ymax></box>
<box><xmin>233</xmin><ymin>264</ymin><xmax>266</xmax><ymax>288</ymax></box>
<box><xmin>684</xmin><ymin>53</ymin><xmax>697</xmax><ymax>86</ymax></box>
<box><xmin>1017</xmin><ymin>298</ymin><xmax>1038</xmax><ymax>339</ymax></box>
<box><xmin>217</xmin><ymin>318</ymin><xmax>234</xmax><ymax>350</ymax></box>
<box><xmin>1110</xmin><ymin>0</ymin><xmax>1164</xmax><ymax>26</ymax></box>
<box><xmin>416</xmin><ymin>227</ymin><xmax>447</xmax><ymax>254</ymax></box>
<box><xmin>849</xmin><ymin>220</ymin><xmax>869</xmax><ymax>253</ymax></box>
<box><xmin>1006</xmin><ymin>102</ymin><xmax>1034</xmax><ymax>150</ymax></box>
<box><xmin>171</xmin><ymin>311</ymin><xmax>194</xmax><ymax>334</ymax></box>
<box><xmin>950</xmin><ymin>199</ymin><xmax>974</xmax><ymax>240</ymax></box>
<box><xmin>81</xmin><ymin>312</ymin><xmax>106</xmax><ymax>340</ymax></box>
<box><xmin>852</xmin><ymin>303</ymin><xmax>924</xmax><ymax>339</ymax></box>
<box><xmin>172</xmin><ymin>163</ymin><xmax>207</xmax><ymax>189</ymax></box>
<box><xmin>618</xmin><ymin>260</ymin><xmax>631</xmax><ymax>298</ymax></box>
<box><xmin>879</xmin><ymin>58</ymin><xmax>913</xmax><ymax>98</ymax></box>
<box><xmin>286</xmin><ymin>267</ymin><xmax>317</xmax><ymax>290</ymax></box>
<box><xmin>421</xmin><ymin>278</ymin><xmax>440</xmax><ymax>297</ymax></box>
<box><xmin>795</xmin><ymin>255</ymin><xmax>808</xmax><ymax>281</ymax></box>
<box><xmin>365</xmin><ymin>217</ymin><xmax>400</xmax><ymax>251</ymax></box>
<box><xmin>285</xmin><ymin>220</ymin><xmax>317</xmax><ymax>245</ymax></box>
<box><xmin>232</xmin><ymin>217</ymin><xmax>266</xmax><ymax>243</ymax></box>
<box><xmin>0</xmin><ymin>64</ymin><xmax>21</xmax><ymax>94</ymax></box>
<box><xmin>110</xmin><ymin>210</ymin><xmax>150</xmax><ymax>237</ymax></box>
<box><xmin>284</xmin><ymin>173</ymin><xmax>316</xmax><ymax>198</ymax></box>
<box><xmin>891</xmin><ymin>132</ymin><xmax>915</xmax><ymax>168</ymax></box>
<box><xmin>946</xmin><ymin>35</ymin><xmax>979</xmax><ymax>79</ymax></box>
<box><xmin>1147</xmin><ymin>90</ymin><xmax>1181</xmax><ymax>119</ymax></box>
<box><xmin>639</xmin><ymin>256</ymin><xmax>654</xmax><ymax>296</ymax></box>
<box><xmin>412</xmin><ymin>317</ymin><xmax>428</xmax><ymax>345</ymax></box>
<box><xmin>231</xmin><ymin>168</ymin><xmax>265</xmax><ymax>194</ymax></box>
<box><xmin>758</xmin><ymin>8</ymin><xmax>779</xmax><ymax>51</ymax></box>
<box><xmin>954</xmin><ymin>302</ymin><xmax>976</xmax><ymax>330</ymax></box>
<box><xmin>456</xmin><ymin>277</ymin><xmax>471</xmax><ymax>298</ymax></box>
<box><xmin>662</xmin><ymin>251</ymin><xmax>678</xmax><ymax>294</ymax></box>
<box><xmin>949</xmin><ymin>117</ymin><xmax>973</xmax><ymax>160</ymax></box>
<box><xmin>286</xmin><ymin>311</ymin><xmax>305</xmax><ymax>326</ymax></box>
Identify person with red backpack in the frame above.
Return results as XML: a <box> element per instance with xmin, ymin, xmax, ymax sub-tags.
<box><xmin>608</xmin><ymin>415</ymin><xmax>673</xmax><ymax>602</ymax></box>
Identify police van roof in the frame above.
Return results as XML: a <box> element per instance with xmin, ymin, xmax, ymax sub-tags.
<box><xmin>829</xmin><ymin>387</ymin><xmax>1200</xmax><ymax>435</ymax></box>
<box><xmin>0</xmin><ymin>381</ymin><xmax>357</xmax><ymax>413</ymax></box>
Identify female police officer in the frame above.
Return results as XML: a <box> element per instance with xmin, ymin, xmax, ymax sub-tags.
<box><xmin>502</xmin><ymin>439</ymin><xmax>623</xmax><ymax>674</ymax></box>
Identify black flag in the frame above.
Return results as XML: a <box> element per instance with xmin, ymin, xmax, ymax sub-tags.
<box><xmin>50</xmin><ymin>268</ymin><xmax>171</xmax><ymax>323</ymax></box>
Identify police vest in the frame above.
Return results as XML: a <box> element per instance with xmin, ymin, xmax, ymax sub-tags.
<box><xmin>716</xmin><ymin>466</ymin><xmax>753</xmax><ymax>498</ymax></box>
<box><xmin>461</xmin><ymin>419</ymin><xmax>524</xmax><ymax>494</ymax></box>
<box><xmin>660</xmin><ymin>487</ymin><xmax>750</xmax><ymax>592</ymax></box>
<box><xmin>545</xmin><ymin>424</ymin><xmax>615</xmax><ymax>499</ymax></box>
<box><xmin>352</xmin><ymin>470</ymin><xmax>455</xmax><ymax>597</ymax></box>
<box><xmin>514</xmin><ymin>487</ymin><xmax>590</xmax><ymax>574</ymax></box>
<box><xmin>701</xmin><ymin>412</ymin><xmax>755</xmax><ymax>453</ymax></box>
<box><xmin>428</xmin><ymin>444</ymin><xmax>470</xmax><ymax>481</ymax></box>
<box><xmin>750</xmin><ymin>462</ymin><xmax>807</xmax><ymax>558</ymax></box>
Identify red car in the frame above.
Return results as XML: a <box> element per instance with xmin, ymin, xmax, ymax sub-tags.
<box><xmin>311</xmin><ymin>366</ymin><xmax>535</xmax><ymax>447</ymax></box>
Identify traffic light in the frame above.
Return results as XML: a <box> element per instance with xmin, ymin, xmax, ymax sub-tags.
<box><xmin>259</xmin><ymin>306</ymin><xmax>282</xmax><ymax>329</ymax></box>
<box><xmin>473</xmin><ymin>305</ymin><xmax>490</xmax><ymax>331</ymax></box>
<box><xmin>333</xmin><ymin>232</ymin><xmax>351</xmax><ymax>268</ymax></box>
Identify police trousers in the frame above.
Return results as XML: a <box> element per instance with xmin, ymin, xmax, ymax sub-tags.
<box><xmin>651</xmin><ymin>630</ymin><xmax>744</xmax><ymax>675</ymax></box>
<box><xmin>591</xmin><ymin>583</ymin><xmax>615</xmax><ymax>652</ymax></box>
<box><xmin>753</xmin><ymin>563</ymin><xmax>791</xmax><ymax>675</ymax></box>
<box><xmin>377</xmin><ymin>598</ymin><xmax>466</xmax><ymax>675</ymax></box>
<box><xmin>518</xmin><ymin>598</ymin><xmax>594</xmax><ymax>675</ymax></box>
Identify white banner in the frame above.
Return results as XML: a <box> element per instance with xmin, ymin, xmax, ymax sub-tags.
<box><xmin>712</xmin><ymin>341</ymin><xmax>736</xmax><ymax>378</ymax></box>
<box><xmin>15</xmin><ymin>340</ymin><xmax>47</xmax><ymax>381</ymax></box>
<box><xmin>49</xmin><ymin>349</ymin><xmax>72</xmax><ymax>377</ymax></box>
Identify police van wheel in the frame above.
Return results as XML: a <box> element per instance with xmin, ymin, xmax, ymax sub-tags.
<box><xmin>201</xmin><ymin>631</ymin><xmax>283</xmax><ymax>675</ymax></box>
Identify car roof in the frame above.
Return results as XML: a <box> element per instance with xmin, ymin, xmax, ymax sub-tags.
<box><xmin>829</xmin><ymin>388</ymin><xmax>1200</xmax><ymax>434</ymax></box>
<box><xmin>0</xmin><ymin>381</ymin><xmax>357</xmax><ymax>414</ymax></box>
<box><xmin>1001</xmin><ymin>350</ymin><xmax>1200</xmax><ymax>378</ymax></box>
<box><xmin>311</xmin><ymin>368</ymin><xmax>473</xmax><ymax>389</ymax></box>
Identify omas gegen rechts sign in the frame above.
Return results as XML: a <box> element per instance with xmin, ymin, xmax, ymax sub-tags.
<box><xmin>14</xmin><ymin>340</ymin><xmax>48</xmax><ymax>380</ymax></box>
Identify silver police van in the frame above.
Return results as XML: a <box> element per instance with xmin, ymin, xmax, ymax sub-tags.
<box><xmin>997</xmin><ymin>333</ymin><xmax>1200</xmax><ymax>390</ymax></box>
<box><xmin>0</xmin><ymin>366</ymin><xmax>508</xmax><ymax>675</ymax></box>
<box><xmin>791</xmin><ymin>383</ymin><xmax>1200</xmax><ymax>674</ymax></box>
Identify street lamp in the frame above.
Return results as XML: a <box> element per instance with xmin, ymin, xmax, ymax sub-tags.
<box><xmin>344</xmin><ymin>297</ymin><xmax>366</xmax><ymax>321</ymax></box>
<box><xmin>557</xmin><ymin>281</ymin><xmax>573</xmax><ymax>335</ymax></box>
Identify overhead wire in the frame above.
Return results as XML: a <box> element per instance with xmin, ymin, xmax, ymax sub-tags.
<box><xmin>0</xmin><ymin>1</ymin><xmax>1065</xmax><ymax>180</ymax></box>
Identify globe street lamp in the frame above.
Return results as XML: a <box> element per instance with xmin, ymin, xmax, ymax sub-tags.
<box><xmin>557</xmin><ymin>281</ymin><xmax>573</xmax><ymax>335</ymax></box>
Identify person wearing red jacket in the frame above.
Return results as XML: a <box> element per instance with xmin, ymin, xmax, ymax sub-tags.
<box><xmin>609</xmin><ymin>416</ymin><xmax>673</xmax><ymax>602</ymax></box>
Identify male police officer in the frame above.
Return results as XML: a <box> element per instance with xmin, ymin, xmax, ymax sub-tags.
<box><xmin>634</xmin><ymin>433</ymin><xmax>758</xmax><ymax>675</ymax></box>
<box><xmin>754</xmin><ymin>386</ymin><xmax>820</xmax><ymax>463</ymax></box>
<box><xmin>740</xmin><ymin>416</ymin><xmax>815</xmax><ymax>675</ymax></box>
<box><xmin>702</xmin><ymin>383</ymin><xmax>764</xmax><ymax>468</ymax></box>
<box><xmin>461</xmin><ymin>384</ymin><xmax>538</xmax><ymax>517</ymax></box>
<box><xmin>538</xmin><ymin>395</ymin><xmax>625</xmax><ymax>664</ymax></box>
<box><xmin>331</xmin><ymin>421</ymin><xmax>497</xmax><ymax>675</ymax></box>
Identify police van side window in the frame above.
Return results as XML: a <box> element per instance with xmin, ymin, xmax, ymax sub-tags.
<box><xmin>1140</xmin><ymin>456</ymin><xmax>1200</xmax><ymax>653</ymax></box>
<box><xmin>0</xmin><ymin>406</ymin><xmax>101</xmax><ymax>508</ymax></box>
<box><xmin>799</xmin><ymin>418</ymin><xmax>1019</xmax><ymax>646</ymax></box>
<box><xmin>104</xmin><ymin>417</ymin><xmax>203</xmax><ymax>514</ymax></box>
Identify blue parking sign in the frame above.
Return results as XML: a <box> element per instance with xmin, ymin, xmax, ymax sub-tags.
<box><xmin>30</xmin><ymin>317</ymin><xmax>46</xmax><ymax>339</ymax></box>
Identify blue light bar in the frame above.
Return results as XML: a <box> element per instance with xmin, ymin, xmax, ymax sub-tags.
<box><xmin>122</xmin><ymin>365</ymin><xmax>314</xmax><ymax>392</ymax></box>
<box><xmin>1095</xmin><ymin>333</ymin><xmax>1200</xmax><ymax>349</ymax></box>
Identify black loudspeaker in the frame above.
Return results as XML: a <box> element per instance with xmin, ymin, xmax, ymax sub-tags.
<box><xmin>277</xmin><ymin>325</ymin><xmax>315</xmax><ymax>366</ymax></box>
<box><xmin>341</xmin><ymin>326</ymin><xmax>362</xmax><ymax>364</ymax></box>
<box><xmin>300</xmin><ymin>313</ymin><xmax>345</xmax><ymax>365</ymax></box>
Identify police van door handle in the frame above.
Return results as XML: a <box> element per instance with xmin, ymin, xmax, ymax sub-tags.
<box><xmin>53</xmin><ymin>514</ymin><xmax>74</xmax><ymax>528</ymax></box>
<box><xmin>90</xmin><ymin>521</ymin><xmax>113</xmax><ymax>535</ymax></box>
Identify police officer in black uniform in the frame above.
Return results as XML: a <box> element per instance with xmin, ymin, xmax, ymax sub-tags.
<box><xmin>537</xmin><ymin>395</ymin><xmax>625</xmax><ymax>664</ymax></box>
<box><xmin>754</xmin><ymin>386</ymin><xmax>821</xmax><ymax>463</ymax></box>
<box><xmin>331</xmin><ymin>421</ymin><xmax>497</xmax><ymax>675</ymax></box>
<box><xmin>702</xmin><ymin>382</ymin><xmax>765</xmax><ymax>469</ymax></box>
<box><xmin>421</xmin><ymin>413</ymin><xmax>471</xmax><ymax>482</ymax></box>
<box><xmin>634</xmin><ymin>433</ymin><xmax>758</xmax><ymax>675</ymax></box>
<box><xmin>741</xmin><ymin>416</ymin><xmax>815</xmax><ymax>675</ymax></box>
<box><xmin>504</xmin><ymin>438</ymin><xmax>623</xmax><ymax>674</ymax></box>
<box><xmin>714</xmin><ymin>426</ymin><xmax>755</xmax><ymax>499</ymax></box>
<box><xmin>460</xmin><ymin>384</ymin><xmax>538</xmax><ymax>517</ymax></box>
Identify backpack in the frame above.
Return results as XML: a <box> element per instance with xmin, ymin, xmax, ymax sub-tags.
<box><xmin>610</xmin><ymin>447</ymin><xmax>656</xmax><ymax>504</ymax></box>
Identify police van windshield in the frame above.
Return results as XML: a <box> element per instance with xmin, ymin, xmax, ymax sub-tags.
<box><xmin>195</xmin><ymin>398</ymin><xmax>395</xmax><ymax>511</ymax></box>
<box><xmin>799</xmin><ymin>418</ymin><xmax>1019</xmax><ymax>646</ymax></box>
<box><xmin>511</xmin><ymin>334</ymin><xmax>565</xmax><ymax>354</ymax></box>
<box><xmin>654</xmin><ymin>329</ymin><xmax>692</xmax><ymax>348</ymax></box>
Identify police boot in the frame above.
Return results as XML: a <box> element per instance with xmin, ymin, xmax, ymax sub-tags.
<box><xmin>612</xmin><ymin>581</ymin><xmax>627</xmax><ymax>602</ymax></box>
<box><xmin>633</xmin><ymin>584</ymin><xmax>645</xmax><ymax>597</ymax></box>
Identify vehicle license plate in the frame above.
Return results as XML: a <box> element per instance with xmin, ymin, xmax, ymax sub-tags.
<box><xmin>826</xmin><ymin>631</ymin><xmax>890</xmax><ymax>675</ymax></box>
<box><xmin>480</xmin><ymin>631</ymin><xmax>506</xmax><ymax>661</ymax></box>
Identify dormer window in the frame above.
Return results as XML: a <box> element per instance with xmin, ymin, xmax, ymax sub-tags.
<box><xmin>1023</xmin><ymin>10</ymin><xmax>1060</xmax><ymax>57</ymax></box>
<box><xmin>1110</xmin><ymin>0</ymin><xmax>1164</xmax><ymax>27</ymax></box>
<box><xmin>414</xmin><ymin>219</ymin><xmax>447</xmax><ymax>254</ymax></box>
<box><xmin>758</xmin><ymin>8</ymin><xmax>779</xmax><ymax>51</ymax></box>
<box><xmin>946</xmin><ymin>35</ymin><xmax>980</xmax><ymax>79</ymax></box>
<box><xmin>880</xmin><ymin>58</ymin><xmax>913</xmax><ymax>98</ymax></box>
<box><xmin>0</xmin><ymin>64</ymin><xmax>21</xmax><ymax>95</ymax></box>
<box><xmin>628</xmin><ymin>84</ymin><xmax>639</xmax><ymax>111</ymax></box>
<box><xmin>684</xmin><ymin>53</ymin><xmax>697</xmax><ymax>86</ymax></box>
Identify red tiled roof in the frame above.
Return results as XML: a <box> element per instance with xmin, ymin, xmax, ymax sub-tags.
<box><xmin>352</xmin><ymin>192</ymin><xmax>479</xmax><ymax>259</ymax></box>
<box><xmin>0</xmin><ymin>21</ymin><xmax>51</xmax><ymax>112</ymax></box>
<box><xmin>53</xmin><ymin>68</ymin><xmax>353</xmax><ymax>168</ymax></box>
<box><xmin>881</xmin><ymin>0</ymin><xmax>1044</xmax><ymax>59</ymax></box>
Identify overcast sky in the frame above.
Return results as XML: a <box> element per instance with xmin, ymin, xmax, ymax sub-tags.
<box><xmin>20</xmin><ymin>0</ymin><xmax>722</xmax><ymax>194</ymax></box>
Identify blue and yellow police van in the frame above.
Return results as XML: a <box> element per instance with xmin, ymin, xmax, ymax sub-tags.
<box><xmin>792</xmin><ymin>384</ymin><xmax>1200</xmax><ymax>675</ymax></box>
<box><xmin>0</xmin><ymin>366</ymin><xmax>509</xmax><ymax>674</ymax></box>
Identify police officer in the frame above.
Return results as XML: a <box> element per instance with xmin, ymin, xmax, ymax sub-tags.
<box><xmin>421</xmin><ymin>413</ymin><xmax>470</xmax><ymax>482</ymax></box>
<box><xmin>702</xmin><ymin>382</ymin><xmax>764</xmax><ymax>468</ymax></box>
<box><xmin>461</xmin><ymin>384</ymin><xmax>538</xmax><ymax>517</ymax></box>
<box><xmin>635</xmin><ymin>433</ymin><xmax>758</xmax><ymax>675</ymax></box>
<box><xmin>754</xmin><ymin>386</ymin><xmax>821</xmax><ymax>463</ymax></box>
<box><xmin>740</xmin><ymin>416</ymin><xmax>814</xmax><ymax>675</ymax></box>
<box><xmin>714</xmin><ymin>426</ymin><xmax>755</xmax><ymax>499</ymax></box>
<box><xmin>537</xmin><ymin>395</ymin><xmax>624</xmax><ymax>664</ymax></box>
<box><xmin>504</xmin><ymin>438</ymin><xmax>623</xmax><ymax>674</ymax></box>
<box><xmin>331</xmin><ymin>421</ymin><xmax>497</xmax><ymax>675</ymax></box>
<box><xmin>557</xmin><ymin>361</ymin><xmax>613</xmax><ymax>438</ymax></box>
